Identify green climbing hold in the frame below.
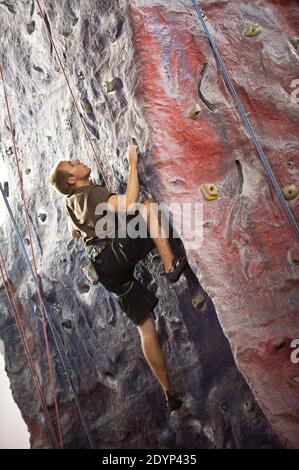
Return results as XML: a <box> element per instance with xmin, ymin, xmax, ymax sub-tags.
<box><xmin>243</xmin><ymin>23</ymin><xmax>262</xmax><ymax>37</ymax></box>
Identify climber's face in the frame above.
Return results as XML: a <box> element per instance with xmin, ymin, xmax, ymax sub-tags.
<box><xmin>60</xmin><ymin>160</ymin><xmax>91</xmax><ymax>186</ymax></box>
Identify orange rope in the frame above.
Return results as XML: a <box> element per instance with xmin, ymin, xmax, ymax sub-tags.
<box><xmin>0</xmin><ymin>249</ymin><xmax>59</xmax><ymax>447</ymax></box>
<box><xmin>36</xmin><ymin>0</ymin><xmax>109</xmax><ymax>190</ymax></box>
<box><xmin>0</xmin><ymin>65</ymin><xmax>63</xmax><ymax>449</ymax></box>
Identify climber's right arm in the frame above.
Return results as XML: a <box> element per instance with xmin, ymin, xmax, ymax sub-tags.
<box><xmin>107</xmin><ymin>144</ymin><xmax>139</xmax><ymax>213</ymax></box>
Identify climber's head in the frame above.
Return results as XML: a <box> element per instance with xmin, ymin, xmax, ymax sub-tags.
<box><xmin>49</xmin><ymin>159</ymin><xmax>91</xmax><ymax>195</ymax></box>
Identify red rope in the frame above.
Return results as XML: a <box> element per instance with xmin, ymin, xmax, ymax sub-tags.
<box><xmin>0</xmin><ymin>250</ymin><xmax>59</xmax><ymax>447</ymax></box>
<box><xmin>35</xmin><ymin>0</ymin><xmax>110</xmax><ymax>190</ymax></box>
<box><xmin>0</xmin><ymin>65</ymin><xmax>63</xmax><ymax>449</ymax></box>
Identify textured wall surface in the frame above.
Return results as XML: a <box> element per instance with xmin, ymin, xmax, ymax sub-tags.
<box><xmin>0</xmin><ymin>0</ymin><xmax>297</xmax><ymax>449</ymax></box>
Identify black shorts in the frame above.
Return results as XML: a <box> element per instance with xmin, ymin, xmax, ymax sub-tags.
<box><xmin>92</xmin><ymin>215</ymin><xmax>158</xmax><ymax>326</ymax></box>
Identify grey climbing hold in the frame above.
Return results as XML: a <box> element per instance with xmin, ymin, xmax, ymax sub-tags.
<box><xmin>61</xmin><ymin>320</ymin><xmax>72</xmax><ymax>330</ymax></box>
<box><xmin>27</xmin><ymin>21</ymin><xmax>35</xmax><ymax>34</ymax></box>
<box><xmin>243</xmin><ymin>24</ymin><xmax>262</xmax><ymax>37</ymax></box>
<box><xmin>290</xmin><ymin>37</ymin><xmax>299</xmax><ymax>50</ymax></box>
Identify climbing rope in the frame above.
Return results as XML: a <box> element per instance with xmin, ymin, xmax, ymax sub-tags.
<box><xmin>0</xmin><ymin>64</ymin><xmax>63</xmax><ymax>449</ymax></box>
<box><xmin>0</xmin><ymin>66</ymin><xmax>95</xmax><ymax>447</ymax></box>
<box><xmin>35</xmin><ymin>0</ymin><xmax>110</xmax><ymax>190</ymax></box>
<box><xmin>191</xmin><ymin>0</ymin><xmax>299</xmax><ymax>240</ymax></box>
<box><xmin>0</xmin><ymin>249</ymin><xmax>60</xmax><ymax>448</ymax></box>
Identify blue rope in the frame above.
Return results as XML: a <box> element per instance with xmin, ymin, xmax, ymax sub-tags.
<box><xmin>0</xmin><ymin>182</ymin><xmax>95</xmax><ymax>449</ymax></box>
<box><xmin>191</xmin><ymin>0</ymin><xmax>299</xmax><ymax>239</ymax></box>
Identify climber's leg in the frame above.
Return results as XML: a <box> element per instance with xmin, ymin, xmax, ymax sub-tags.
<box><xmin>137</xmin><ymin>313</ymin><xmax>174</xmax><ymax>399</ymax></box>
<box><xmin>140</xmin><ymin>198</ymin><xmax>176</xmax><ymax>273</ymax></box>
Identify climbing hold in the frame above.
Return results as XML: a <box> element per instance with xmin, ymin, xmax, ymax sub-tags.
<box><xmin>243</xmin><ymin>24</ymin><xmax>262</xmax><ymax>37</ymax></box>
<box><xmin>102</xmin><ymin>77</ymin><xmax>123</xmax><ymax>94</ymax></box>
<box><xmin>200</xmin><ymin>10</ymin><xmax>205</xmax><ymax>18</ymax></box>
<box><xmin>6</xmin><ymin>147</ymin><xmax>13</xmax><ymax>156</ymax></box>
<box><xmin>243</xmin><ymin>400</ymin><xmax>255</xmax><ymax>412</ymax></box>
<box><xmin>189</xmin><ymin>104</ymin><xmax>201</xmax><ymax>120</ymax></box>
<box><xmin>27</xmin><ymin>21</ymin><xmax>35</xmax><ymax>34</ymax></box>
<box><xmin>201</xmin><ymin>183</ymin><xmax>219</xmax><ymax>201</ymax></box>
<box><xmin>77</xmin><ymin>282</ymin><xmax>91</xmax><ymax>294</ymax></box>
<box><xmin>102</xmin><ymin>80</ymin><xmax>115</xmax><ymax>93</ymax></box>
<box><xmin>290</xmin><ymin>37</ymin><xmax>299</xmax><ymax>50</ymax></box>
<box><xmin>61</xmin><ymin>320</ymin><xmax>72</xmax><ymax>329</ymax></box>
<box><xmin>287</xmin><ymin>161</ymin><xmax>295</xmax><ymax>171</ymax></box>
<box><xmin>192</xmin><ymin>293</ymin><xmax>206</xmax><ymax>309</ymax></box>
<box><xmin>77</xmin><ymin>71</ymin><xmax>85</xmax><ymax>81</ymax></box>
<box><xmin>38</xmin><ymin>213</ymin><xmax>47</xmax><ymax>223</ymax></box>
<box><xmin>219</xmin><ymin>402</ymin><xmax>227</xmax><ymax>413</ymax></box>
<box><xmin>282</xmin><ymin>184</ymin><xmax>298</xmax><ymax>200</ymax></box>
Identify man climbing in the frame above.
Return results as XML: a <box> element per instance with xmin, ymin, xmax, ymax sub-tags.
<box><xmin>49</xmin><ymin>143</ymin><xmax>187</xmax><ymax>412</ymax></box>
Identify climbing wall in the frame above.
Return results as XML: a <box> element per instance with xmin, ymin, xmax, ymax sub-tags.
<box><xmin>0</xmin><ymin>0</ymin><xmax>297</xmax><ymax>449</ymax></box>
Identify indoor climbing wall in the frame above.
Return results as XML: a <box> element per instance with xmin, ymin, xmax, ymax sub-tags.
<box><xmin>0</xmin><ymin>0</ymin><xmax>297</xmax><ymax>449</ymax></box>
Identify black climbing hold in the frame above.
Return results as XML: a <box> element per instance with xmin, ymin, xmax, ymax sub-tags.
<box><xmin>77</xmin><ymin>71</ymin><xmax>85</xmax><ymax>81</ymax></box>
<box><xmin>38</xmin><ymin>213</ymin><xmax>47</xmax><ymax>223</ymax></box>
<box><xmin>33</xmin><ymin>65</ymin><xmax>43</xmax><ymax>73</ymax></box>
<box><xmin>198</xmin><ymin>63</ymin><xmax>218</xmax><ymax>112</ymax></box>
<box><xmin>6</xmin><ymin>147</ymin><xmax>13</xmax><ymax>156</ymax></box>
<box><xmin>61</xmin><ymin>320</ymin><xmax>72</xmax><ymax>329</ymax></box>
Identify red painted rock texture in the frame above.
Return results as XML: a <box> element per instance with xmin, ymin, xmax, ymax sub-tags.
<box><xmin>130</xmin><ymin>0</ymin><xmax>299</xmax><ymax>448</ymax></box>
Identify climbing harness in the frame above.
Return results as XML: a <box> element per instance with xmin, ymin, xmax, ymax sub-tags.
<box><xmin>191</xmin><ymin>0</ymin><xmax>299</xmax><ymax>240</ymax></box>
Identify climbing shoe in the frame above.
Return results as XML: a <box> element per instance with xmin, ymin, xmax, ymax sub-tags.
<box><xmin>161</xmin><ymin>255</ymin><xmax>187</xmax><ymax>283</ymax></box>
<box><xmin>165</xmin><ymin>390</ymin><xmax>183</xmax><ymax>412</ymax></box>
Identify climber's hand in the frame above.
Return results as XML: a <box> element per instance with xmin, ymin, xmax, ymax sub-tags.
<box><xmin>127</xmin><ymin>144</ymin><xmax>138</xmax><ymax>167</ymax></box>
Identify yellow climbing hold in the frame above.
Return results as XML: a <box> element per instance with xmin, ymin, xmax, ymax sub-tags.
<box><xmin>243</xmin><ymin>24</ymin><xmax>262</xmax><ymax>37</ymax></box>
<box><xmin>192</xmin><ymin>293</ymin><xmax>206</xmax><ymax>309</ymax></box>
<box><xmin>189</xmin><ymin>104</ymin><xmax>201</xmax><ymax>120</ymax></box>
<box><xmin>201</xmin><ymin>183</ymin><xmax>219</xmax><ymax>201</ymax></box>
<box><xmin>282</xmin><ymin>184</ymin><xmax>298</xmax><ymax>200</ymax></box>
<box><xmin>102</xmin><ymin>80</ymin><xmax>115</xmax><ymax>93</ymax></box>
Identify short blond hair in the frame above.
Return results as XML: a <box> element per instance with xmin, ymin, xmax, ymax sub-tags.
<box><xmin>49</xmin><ymin>161</ymin><xmax>73</xmax><ymax>195</ymax></box>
